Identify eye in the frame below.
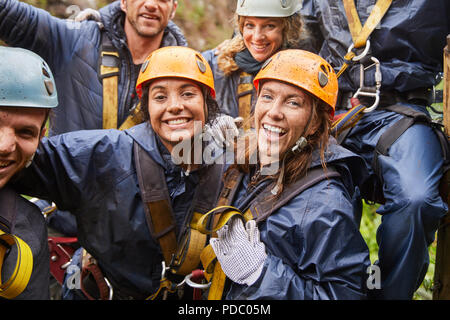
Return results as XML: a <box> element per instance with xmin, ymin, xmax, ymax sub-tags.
<box><xmin>152</xmin><ymin>93</ymin><xmax>167</xmax><ymax>102</ymax></box>
<box><xmin>244</xmin><ymin>22</ymin><xmax>255</xmax><ymax>29</ymax></box>
<box><xmin>17</xmin><ymin>128</ymin><xmax>38</xmax><ymax>139</ymax></box>
<box><xmin>287</xmin><ymin>98</ymin><xmax>304</xmax><ymax>108</ymax></box>
<box><xmin>259</xmin><ymin>92</ymin><xmax>273</xmax><ymax>101</ymax></box>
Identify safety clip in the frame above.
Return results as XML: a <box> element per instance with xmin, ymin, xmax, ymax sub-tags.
<box><xmin>353</xmin><ymin>56</ymin><xmax>382</xmax><ymax>113</ymax></box>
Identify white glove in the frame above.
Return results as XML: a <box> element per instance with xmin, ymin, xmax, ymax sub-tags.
<box><xmin>203</xmin><ymin>115</ymin><xmax>242</xmax><ymax>148</ymax></box>
<box><xmin>210</xmin><ymin>217</ymin><xmax>267</xmax><ymax>286</ymax></box>
<box><xmin>74</xmin><ymin>8</ymin><xmax>101</xmax><ymax>23</ymax></box>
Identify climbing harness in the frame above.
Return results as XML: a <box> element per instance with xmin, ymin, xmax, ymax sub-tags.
<box><xmin>99</xmin><ymin>31</ymin><xmax>145</xmax><ymax>131</ymax></box>
<box><xmin>132</xmin><ymin>142</ymin><xmax>224</xmax><ymax>300</ymax></box>
<box><xmin>331</xmin><ymin>0</ymin><xmax>393</xmax><ymax>138</ymax></box>
<box><xmin>196</xmin><ymin>166</ymin><xmax>341</xmax><ymax>299</ymax></box>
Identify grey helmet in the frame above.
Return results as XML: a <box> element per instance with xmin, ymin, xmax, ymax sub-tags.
<box><xmin>0</xmin><ymin>46</ymin><xmax>58</xmax><ymax>108</ymax></box>
<box><xmin>236</xmin><ymin>0</ymin><xmax>302</xmax><ymax>17</ymax></box>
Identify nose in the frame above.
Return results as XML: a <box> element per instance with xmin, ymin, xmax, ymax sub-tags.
<box><xmin>253</xmin><ymin>26</ymin><xmax>266</xmax><ymax>42</ymax></box>
<box><xmin>266</xmin><ymin>99</ymin><xmax>284</xmax><ymax>121</ymax></box>
<box><xmin>166</xmin><ymin>96</ymin><xmax>184</xmax><ymax>114</ymax></box>
<box><xmin>0</xmin><ymin>128</ymin><xmax>16</xmax><ymax>155</ymax></box>
<box><xmin>143</xmin><ymin>0</ymin><xmax>157</xmax><ymax>10</ymax></box>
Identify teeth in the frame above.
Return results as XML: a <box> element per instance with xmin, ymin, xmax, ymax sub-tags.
<box><xmin>253</xmin><ymin>44</ymin><xmax>267</xmax><ymax>50</ymax></box>
<box><xmin>263</xmin><ymin>124</ymin><xmax>286</xmax><ymax>134</ymax></box>
<box><xmin>0</xmin><ymin>161</ymin><xmax>11</xmax><ymax>168</ymax></box>
<box><xmin>142</xmin><ymin>14</ymin><xmax>157</xmax><ymax>19</ymax></box>
<box><xmin>167</xmin><ymin>118</ymin><xmax>188</xmax><ymax>125</ymax></box>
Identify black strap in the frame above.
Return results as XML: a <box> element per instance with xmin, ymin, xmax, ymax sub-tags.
<box><xmin>98</xmin><ymin>31</ymin><xmax>120</xmax><ymax>80</ymax></box>
<box><xmin>133</xmin><ymin>142</ymin><xmax>224</xmax><ymax>239</ymax></box>
<box><xmin>369</xmin><ymin>104</ymin><xmax>450</xmax><ymax>205</ymax></box>
<box><xmin>240</xmin><ymin>167</ymin><xmax>341</xmax><ymax>223</ymax></box>
<box><xmin>0</xmin><ymin>186</ymin><xmax>18</xmax><ymax>234</ymax></box>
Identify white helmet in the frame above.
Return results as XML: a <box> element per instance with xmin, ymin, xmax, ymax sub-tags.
<box><xmin>236</xmin><ymin>0</ymin><xmax>302</xmax><ymax>17</ymax></box>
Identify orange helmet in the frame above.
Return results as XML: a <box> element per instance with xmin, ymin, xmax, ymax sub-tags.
<box><xmin>136</xmin><ymin>46</ymin><xmax>215</xmax><ymax>99</ymax></box>
<box><xmin>253</xmin><ymin>49</ymin><xmax>338</xmax><ymax>117</ymax></box>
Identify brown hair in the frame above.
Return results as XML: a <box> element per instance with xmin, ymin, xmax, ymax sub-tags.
<box><xmin>216</xmin><ymin>12</ymin><xmax>308</xmax><ymax>76</ymax></box>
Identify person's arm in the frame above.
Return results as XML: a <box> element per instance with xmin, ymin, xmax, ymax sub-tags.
<box><xmin>0</xmin><ymin>0</ymin><xmax>95</xmax><ymax>72</ymax></box>
<box><xmin>225</xmin><ymin>179</ymin><xmax>371</xmax><ymax>300</ymax></box>
<box><xmin>12</xmin><ymin>129</ymin><xmax>133</xmax><ymax>213</ymax></box>
<box><xmin>299</xmin><ymin>0</ymin><xmax>324</xmax><ymax>53</ymax></box>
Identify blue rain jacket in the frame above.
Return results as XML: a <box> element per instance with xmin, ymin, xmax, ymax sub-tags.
<box><xmin>0</xmin><ymin>187</ymin><xmax>50</xmax><ymax>300</ymax></box>
<box><xmin>225</xmin><ymin>140</ymin><xmax>372</xmax><ymax>300</ymax></box>
<box><xmin>301</xmin><ymin>0</ymin><xmax>450</xmax><ymax>299</ymax></box>
<box><xmin>12</xmin><ymin>123</ymin><xmax>222</xmax><ymax>299</ymax></box>
<box><xmin>0</xmin><ymin>0</ymin><xmax>187</xmax><ymax>136</ymax></box>
<box><xmin>201</xmin><ymin>50</ymin><xmax>249</xmax><ymax>118</ymax></box>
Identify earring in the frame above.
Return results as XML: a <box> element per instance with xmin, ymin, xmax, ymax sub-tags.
<box><xmin>291</xmin><ymin>137</ymin><xmax>307</xmax><ymax>153</ymax></box>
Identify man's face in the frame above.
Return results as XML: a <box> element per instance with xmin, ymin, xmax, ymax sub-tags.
<box><xmin>121</xmin><ymin>0</ymin><xmax>177</xmax><ymax>38</ymax></box>
<box><xmin>0</xmin><ymin>107</ymin><xmax>47</xmax><ymax>189</ymax></box>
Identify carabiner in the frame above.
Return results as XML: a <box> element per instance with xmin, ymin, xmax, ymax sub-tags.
<box><xmin>347</xmin><ymin>40</ymin><xmax>371</xmax><ymax>62</ymax></box>
<box><xmin>184</xmin><ymin>270</ymin><xmax>211</xmax><ymax>290</ymax></box>
<box><xmin>353</xmin><ymin>56</ymin><xmax>382</xmax><ymax>113</ymax></box>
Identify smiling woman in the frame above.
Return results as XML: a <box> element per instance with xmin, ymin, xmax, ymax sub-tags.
<box><xmin>206</xmin><ymin>49</ymin><xmax>372</xmax><ymax>300</ymax></box>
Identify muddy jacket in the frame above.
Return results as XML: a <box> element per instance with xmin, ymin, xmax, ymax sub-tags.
<box><xmin>12</xmin><ymin>123</ymin><xmax>223</xmax><ymax>299</ymax></box>
<box><xmin>0</xmin><ymin>0</ymin><xmax>187</xmax><ymax>135</ymax></box>
<box><xmin>0</xmin><ymin>187</ymin><xmax>50</xmax><ymax>300</ymax></box>
<box><xmin>300</xmin><ymin>0</ymin><xmax>449</xmax><ymax>94</ymax></box>
<box><xmin>225</xmin><ymin>140</ymin><xmax>371</xmax><ymax>300</ymax></box>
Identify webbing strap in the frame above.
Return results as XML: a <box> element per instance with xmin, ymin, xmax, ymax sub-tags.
<box><xmin>331</xmin><ymin>99</ymin><xmax>366</xmax><ymax>138</ymax></box>
<box><xmin>237</xmin><ymin>71</ymin><xmax>253</xmax><ymax>130</ymax></box>
<box><xmin>342</xmin><ymin>0</ymin><xmax>393</xmax><ymax>49</ymax></box>
<box><xmin>133</xmin><ymin>142</ymin><xmax>177</xmax><ymax>266</ymax></box>
<box><xmin>101</xmin><ymin>50</ymin><xmax>120</xmax><ymax>129</ymax></box>
<box><xmin>337</xmin><ymin>0</ymin><xmax>393</xmax><ymax>78</ymax></box>
<box><xmin>0</xmin><ymin>230</ymin><xmax>33</xmax><ymax>299</ymax></box>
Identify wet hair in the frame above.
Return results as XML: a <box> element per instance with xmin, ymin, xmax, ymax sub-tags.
<box><xmin>226</xmin><ymin>92</ymin><xmax>331</xmax><ymax>198</ymax></box>
<box><xmin>138</xmin><ymin>81</ymin><xmax>220</xmax><ymax>125</ymax></box>
<box><xmin>216</xmin><ymin>12</ymin><xmax>309</xmax><ymax>76</ymax></box>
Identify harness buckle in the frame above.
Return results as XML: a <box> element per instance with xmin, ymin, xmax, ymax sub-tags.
<box><xmin>353</xmin><ymin>56</ymin><xmax>382</xmax><ymax>113</ymax></box>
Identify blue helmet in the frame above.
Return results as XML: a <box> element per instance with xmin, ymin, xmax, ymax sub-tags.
<box><xmin>0</xmin><ymin>46</ymin><xmax>58</xmax><ymax>108</ymax></box>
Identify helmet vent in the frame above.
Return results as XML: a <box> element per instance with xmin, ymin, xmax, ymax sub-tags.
<box><xmin>44</xmin><ymin>79</ymin><xmax>54</xmax><ymax>96</ymax></box>
<box><xmin>195</xmin><ymin>54</ymin><xmax>206</xmax><ymax>73</ymax></box>
<box><xmin>280</xmin><ymin>0</ymin><xmax>288</xmax><ymax>8</ymax></box>
<box><xmin>42</xmin><ymin>66</ymin><xmax>50</xmax><ymax>78</ymax></box>
<box><xmin>318</xmin><ymin>64</ymin><xmax>329</xmax><ymax>87</ymax></box>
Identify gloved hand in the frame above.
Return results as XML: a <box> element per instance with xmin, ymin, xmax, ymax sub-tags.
<box><xmin>210</xmin><ymin>217</ymin><xmax>267</xmax><ymax>286</ymax></box>
<box><xmin>203</xmin><ymin>115</ymin><xmax>242</xmax><ymax>148</ymax></box>
<box><xmin>74</xmin><ymin>8</ymin><xmax>101</xmax><ymax>23</ymax></box>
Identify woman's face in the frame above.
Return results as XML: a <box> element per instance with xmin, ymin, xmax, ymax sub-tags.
<box><xmin>255</xmin><ymin>80</ymin><xmax>313</xmax><ymax>165</ymax></box>
<box><xmin>148</xmin><ymin>78</ymin><xmax>206</xmax><ymax>153</ymax></box>
<box><xmin>242</xmin><ymin>17</ymin><xmax>284</xmax><ymax>62</ymax></box>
